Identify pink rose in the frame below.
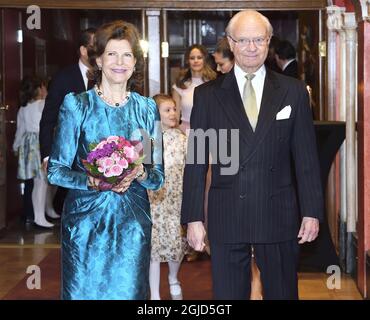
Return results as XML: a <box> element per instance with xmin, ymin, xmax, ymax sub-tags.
<box><xmin>97</xmin><ymin>166</ymin><xmax>105</xmax><ymax>173</ymax></box>
<box><xmin>118</xmin><ymin>137</ymin><xmax>134</xmax><ymax>150</ymax></box>
<box><xmin>111</xmin><ymin>152</ymin><xmax>121</xmax><ymax>161</ymax></box>
<box><xmin>110</xmin><ymin>164</ymin><xmax>124</xmax><ymax>176</ymax></box>
<box><xmin>124</xmin><ymin>146</ymin><xmax>135</xmax><ymax>159</ymax></box>
<box><xmin>93</xmin><ymin>140</ymin><xmax>108</xmax><ymax>151</ymax></box>
<box><xmin>102</xmin><ymin>157</ymin><xmax>114</xmax><ymax>169</ymax></box>
<box><xmin>104</xmin><ymin>168</ymin><xmax>114</xmax><ymax>178</ymax></box>
<box><xmin>107</xmin><ymin>136</ymin><xmax>120</xmax><ymax>144</ymax></box>
<box><xmin>117</xmin><ymin>158</ymin><xmax>129</xmax><ymax>169</ymax></box>
<box><xmin>96</xmin><ymin>158</ymin><xmax>105</xmax><ymax>167</ymax></box>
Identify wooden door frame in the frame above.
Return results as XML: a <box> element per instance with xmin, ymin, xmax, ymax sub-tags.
<box><xmin>0</xmin><ymin>10</ymin><xmax>5</xmax><ymax>230</ymax></box>
<box><xmin>1</xmin><ymin>8</ymin><xmax>23</xmax><ymax>227</ymax></box>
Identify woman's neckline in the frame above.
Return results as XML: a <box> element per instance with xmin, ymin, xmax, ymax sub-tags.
<box><xmin>94</xmin><ymin>86</ymin><xmax>131</xmax><ymax>108</ymax></box>
<box><xmin>192</xmin><ymin>76</ymin><xmax>204</xmax><ymax>83</ymax></box>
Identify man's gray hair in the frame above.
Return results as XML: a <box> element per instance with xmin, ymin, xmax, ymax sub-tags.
<box><xmin>226</xmin><ymin>10</ymin><xmax>273</xmax><ymax>38</ymax></box>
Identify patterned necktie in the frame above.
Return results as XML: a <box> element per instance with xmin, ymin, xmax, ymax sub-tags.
<box><xmin>243</xmin><ymin>74</ymin><xmax>258</xmax><ymax>131</ymax></box>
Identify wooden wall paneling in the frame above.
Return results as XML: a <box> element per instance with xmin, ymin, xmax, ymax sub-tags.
<box><xmin>0</xmin><ymin>0</ymin><xmax>327</xmax><ymax>10</ymax></box>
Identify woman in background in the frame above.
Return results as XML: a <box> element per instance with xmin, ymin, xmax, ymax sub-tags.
<box><xmin>213</xmin><ymin>37</ymin><xmax>234</xmax><ymax>74</ymax></box>
<box><xmin>172</xmin><ymin>44</ymin><xmax>217</xmax><ymax>134</ymax></box>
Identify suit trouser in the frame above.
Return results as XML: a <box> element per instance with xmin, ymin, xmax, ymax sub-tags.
<box><xmin>210</xmin><ymin>239</ymin><xmax>299</xmax><ymax>300</ymax></box>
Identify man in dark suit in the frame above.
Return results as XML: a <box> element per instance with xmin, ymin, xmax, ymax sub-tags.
<box><xmin>39</xmin><ymin>28</ymin><xmax>95</xmax><ymax>215</ymax></box>
<box><xmin>40</xmin><ymin>28</ymin><xmax>96</xmax><ymax>163</ymax></box>
<box><xmin>275</xmin><ymin>40</ymin><xmax>299</xmax><ymax>79</ymax></box>
<box><xmin>181</xmin><ymin>10</ymin><xmax>323</xmax><ymax>300</ymax></box>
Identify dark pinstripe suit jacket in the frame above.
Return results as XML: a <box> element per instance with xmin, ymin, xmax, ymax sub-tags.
<box><xmin>40</xmin><ymin>64</ymin><xmax>87</xmax><ymax>160</ymax></box>
<box><xmin>282</xmin><ymin>60</ymin><xmax>298</xmax><ymax>79</ymax></box>
<box><xmin>181</xmin><ymin>67</ymin><xmax>324</xmax><ymax>244</ymax></box>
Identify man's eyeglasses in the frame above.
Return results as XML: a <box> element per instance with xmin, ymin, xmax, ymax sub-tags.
<box><xmin>228</xmin><ymin>35</ymin><xmax>269</xmax><ymax>47</ymax></box>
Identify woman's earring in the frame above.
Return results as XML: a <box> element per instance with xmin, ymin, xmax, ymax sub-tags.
<box><xmin>98</xmin><ymin>66</ymin><xmax>102</xmax><ymax>71</ymax></box>
<box><xmin>133</xmin><ymin>66</ymin><xmax>136</xmax><ymax>72</ymax></box>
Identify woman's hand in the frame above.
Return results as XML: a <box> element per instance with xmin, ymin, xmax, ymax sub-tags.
<box><xmin>87</xmin><ymin>176</ymin><xmax>102</xmax><ymax>191</ymax></box>
<box><xmin>111</xmin><ymin>165</ymin><xmax>143</xmax><ymax>194</ymax></box>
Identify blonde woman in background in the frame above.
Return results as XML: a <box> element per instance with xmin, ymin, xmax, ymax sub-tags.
<box><xmin>172</xmin><ymin>44</ymin><xmax>217</xmax><ymax>134</ymax></box>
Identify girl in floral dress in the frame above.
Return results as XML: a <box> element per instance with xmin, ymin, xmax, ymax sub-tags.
<box><xmin>148</xmin><ymin>94</ymin><xmax>188</xmax><ymax>300</ymax></box>
<box><xmin>13</xmin><ymin>76</ymin><xmax>59</xmax><ymax>228</ymax></box>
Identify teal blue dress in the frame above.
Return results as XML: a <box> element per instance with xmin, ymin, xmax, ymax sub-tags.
<box><xmin>47</xmin><ymin>89</ymin><xmax>164</xmax><ymax>300</ymax></box>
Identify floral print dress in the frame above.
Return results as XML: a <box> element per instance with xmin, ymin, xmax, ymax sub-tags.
<box><xmin>13</xmin><ymin>100</ymin><xmax>45</xmax><ymax>180</ymax></box>
<box><xmin>148</xmin><ymin>128</ymin><xmax>188</xmax><ymax>262</ymax></box>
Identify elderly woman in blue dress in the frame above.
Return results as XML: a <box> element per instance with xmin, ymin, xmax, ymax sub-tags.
<box><xmin>47</xmin><ymin>20</ymin><xmax>164</xmax><ymax>300</ymax></box>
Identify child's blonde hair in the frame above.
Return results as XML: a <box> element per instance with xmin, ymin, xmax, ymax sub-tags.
<box><xmin>153</xmin><ymin>94</ymin><xmax>181</xmax><ymax>127</ymax></box>
<box><xmin>153</xmin><ymin>94</ymin><xmax>176</xmax><ymax>108</ymax></box>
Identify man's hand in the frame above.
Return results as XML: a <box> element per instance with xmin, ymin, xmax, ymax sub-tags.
<box><xmin>187</xmin><ymin>221</ymin><xmax>206</xmax><ymax>251</ymax></box>
<box><xmin>298</xmin><ymin>217</ymin><xmax>319</xmax><ymax>244</ymax></box>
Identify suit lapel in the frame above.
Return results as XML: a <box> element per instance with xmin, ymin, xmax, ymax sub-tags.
<box><xmin>241</xmin><ymin>69</ymin><xmax>288</xmax><ymax>164</ymax></box>
<box><xmin>214</xmin><ymin>70</ymin><xmax>253</xmax><ymax>149</ymax></box>
<box><xmin>74</xmin><ymin>64</ymin><xmax>86</xmax><ymax>92</ymax></box>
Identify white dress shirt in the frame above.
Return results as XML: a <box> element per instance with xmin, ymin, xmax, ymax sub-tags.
<box><xmin>234</xmin><ymin>63</ymin><xmax>266</xmax><ymax>112</ymax></box>
<box><xmin>79</xmin><ymin>59</ymin><xmax>89</xmax><ymax>90</ymax></box>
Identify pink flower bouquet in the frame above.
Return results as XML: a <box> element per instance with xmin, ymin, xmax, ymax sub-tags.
<box><xmin>82</xmin><ymin>136</ymin><xmax>145</xmax><ymax>191</ymax></box>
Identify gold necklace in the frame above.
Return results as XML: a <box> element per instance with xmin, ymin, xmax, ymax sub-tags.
<box><xmin>95</xmin><ymin>85</ymin><xmax>130</xmax><ymax>107</ymax></box>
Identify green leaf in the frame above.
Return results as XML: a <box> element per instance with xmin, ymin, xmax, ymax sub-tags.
<box><xmin>106</xmin><ymin>176</ymin><xmax>117</xmax><ymax>184</ymax></box>
<box><xmin>133</xmin><ymin>155</ymin><xmax>145</xmax><ymax>166</ymax></box>
<box><xmin>89</xmin><ymin>142</ymin><xmax>98</xmax><ymax>151</ymax></box>
<box><xmin>90</xmin><ymin>167</ymin><xmax>100</xmax><ymax>175</ymax></box>
<box><xmin>82</xmin><ymin>161</ymin><xmax>94</xmax><ymax>172</ymax></box>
